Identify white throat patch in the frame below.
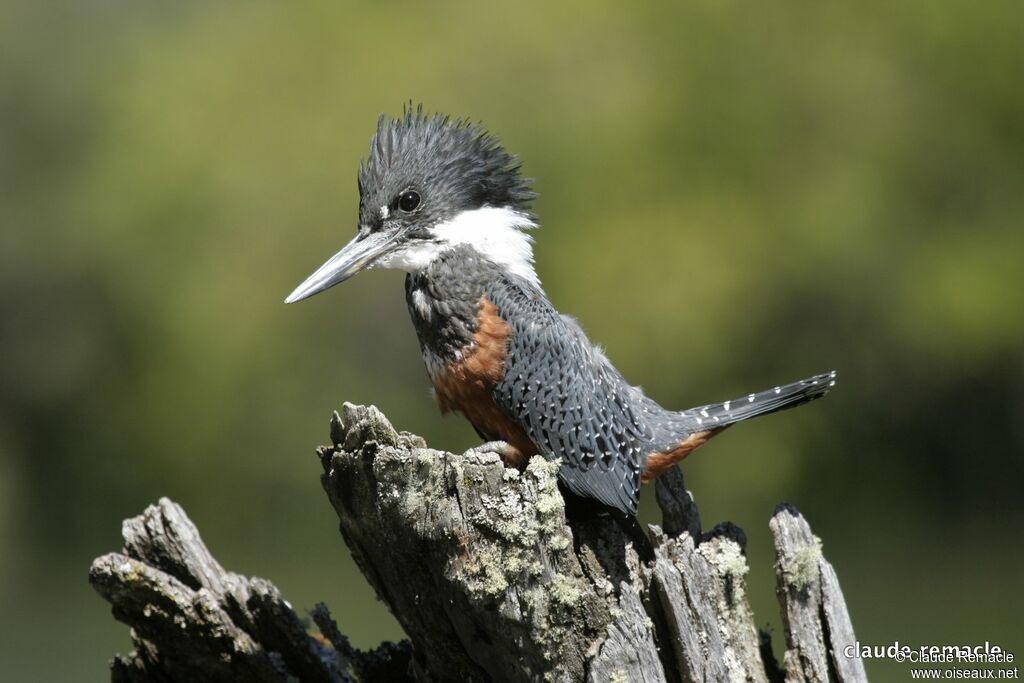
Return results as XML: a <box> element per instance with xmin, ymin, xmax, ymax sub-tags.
<box><xmin>377</xmin><ymin>207</ymin><xmax>540</xmax><ymax>287</ymax></box>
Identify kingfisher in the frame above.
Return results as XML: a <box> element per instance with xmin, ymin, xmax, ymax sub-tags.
<box><xmin>285</xmin><ymin>108</ymin><xmax>835</xmax><ymax>518</ymax></box>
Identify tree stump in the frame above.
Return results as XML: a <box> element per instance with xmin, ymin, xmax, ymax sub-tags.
<box><xmin>90</xmin><ymin>403</ymin><xmax>867</xmax><ymax>682</ymax></box>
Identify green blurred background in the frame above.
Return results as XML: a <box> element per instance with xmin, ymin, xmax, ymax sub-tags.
<box><xmin>2</xmin><ymin>1</ymin><xmax>1022</xmax><ymax>680</ymax></box>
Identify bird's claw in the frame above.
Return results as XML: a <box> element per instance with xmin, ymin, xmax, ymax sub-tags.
<box><xmin>463</xmin><ymin>440</ymin><xmax>516</xmax><ymax>459</ymax></box>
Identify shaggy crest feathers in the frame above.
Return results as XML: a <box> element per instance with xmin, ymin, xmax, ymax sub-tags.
<box><xmin>358</xmin><ymin>105</ymin><xmax>536</xmax><ymax>214</ymax></box>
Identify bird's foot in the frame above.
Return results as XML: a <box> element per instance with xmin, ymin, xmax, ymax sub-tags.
<box><xmin>462</xmin><ymin>441</ymin><xmax>526</xmax><ymax>467</ymax></box>
<box><xmin>464</xmin><ymin>440</ymin><xmax>514</xmax><ymax>457</ymax></box>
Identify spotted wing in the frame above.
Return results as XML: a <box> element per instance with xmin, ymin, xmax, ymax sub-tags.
<box><xmin>485</xmin><ymin>276</ymin><xmax>652</xmax><ymax>515</ymax></box>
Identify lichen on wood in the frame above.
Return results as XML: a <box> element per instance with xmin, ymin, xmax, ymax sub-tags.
<box><xmin>91</xmin><ymin>403</ymin><xmax>867</xmax><ymax>682</ymax></box>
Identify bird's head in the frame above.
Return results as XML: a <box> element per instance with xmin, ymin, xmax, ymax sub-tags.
<box><xmin>285</xmin><ymin>107</ymin><xmax>538</xmax><ymax>304</ymax></box>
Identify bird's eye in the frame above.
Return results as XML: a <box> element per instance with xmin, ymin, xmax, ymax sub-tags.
<box><xmin>398</xmin><ymin>190</ymin><xmax>421</xmax><ymax>212</ymax></box>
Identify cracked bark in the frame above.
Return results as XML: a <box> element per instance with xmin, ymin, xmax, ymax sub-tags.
<box><xmin>90</xmin><ymin>403</ymin><xmax>868</xmax><ymax>682</ymax></box>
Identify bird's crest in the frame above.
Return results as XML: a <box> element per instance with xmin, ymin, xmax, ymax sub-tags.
<box><xmin>358</xmin><ymin>104</ymin><xmax>536</xmax><ymax>214</ymax></box>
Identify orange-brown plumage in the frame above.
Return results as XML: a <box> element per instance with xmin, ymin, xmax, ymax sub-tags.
<box><xmin>641</xmin><ymin>428</ymin><xmax>724</xmax><ymax>484</ymax></box>
<box><xmin>430</xmin><ymin>297</ymin><xmax>537</xmax><ymax>467</ymax></box>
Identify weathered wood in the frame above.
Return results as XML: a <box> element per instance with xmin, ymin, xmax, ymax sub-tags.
<box><xmin>654</xmin><ymin>465</ymin><xmax>702</xmax><ymax>540</ymax></box>
<box><xmin>771</xmin><ymin>503</ymin><xmax>868</xmax><ymax>683</ymax></box>
<box><xmin>89</xmin><ymin>497</ymin><xmax>409</xmax><ymax>683</ymax></box>
<box><xmin>647</xmin><ymin>526</ymin><xmax>768</xmax><ymax>683</ymax></box>
<box><xmin>91</xmin><ymin>403</ymin><xmax>867</xmax><ymax>682</ymax></box>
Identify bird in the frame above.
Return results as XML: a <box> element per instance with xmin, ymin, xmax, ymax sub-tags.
<box><xmin>285</xmin><ymin>107</ymin><xmax>836</xmax><ymax>519</ymax></box>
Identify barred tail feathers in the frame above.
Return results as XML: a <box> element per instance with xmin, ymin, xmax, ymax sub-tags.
<box><xmin>683</xmin><ymin>370</ymin><xmax>837</xmax><ymax>429</ymax></box>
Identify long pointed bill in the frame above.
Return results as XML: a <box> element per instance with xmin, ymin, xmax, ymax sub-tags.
<box><xmin>284</xmin><ymin>231</ymin><xmax>398</xmax><ymax>303</ymax></box>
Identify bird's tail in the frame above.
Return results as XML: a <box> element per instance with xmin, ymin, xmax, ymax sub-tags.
<box><xmin>682</xmin><ymin>370</ymin><xmax>837</xmax><ymax>429</ymax></box>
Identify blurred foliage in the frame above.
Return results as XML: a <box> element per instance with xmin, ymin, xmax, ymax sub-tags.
<box><xmin>1</xmin><ymin>1</ymin><xmax>1022</xmax><ymax>680</ymax></box>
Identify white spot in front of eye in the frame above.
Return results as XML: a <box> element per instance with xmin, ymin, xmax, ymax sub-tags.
<box><xmin>380</xmin><ymin>206</ymin><xmax>389</xmax><ymax>219</ymax></box>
